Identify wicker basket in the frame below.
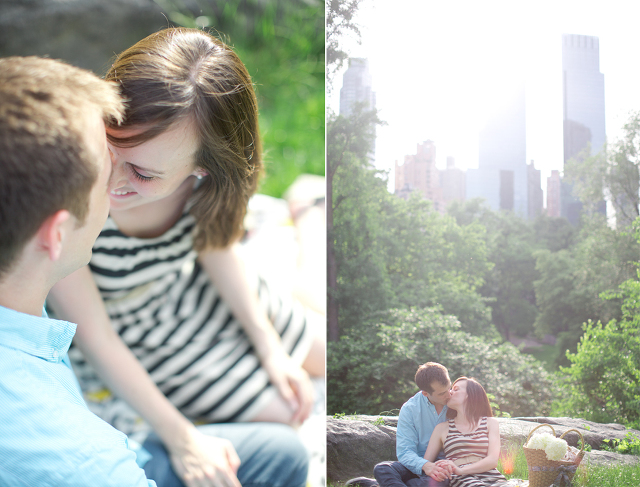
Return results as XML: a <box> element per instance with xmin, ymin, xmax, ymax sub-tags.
<box><xmin>523</xmin><ymin>423</ymin><xmax>585</xmax><ymax>487</ymax></box>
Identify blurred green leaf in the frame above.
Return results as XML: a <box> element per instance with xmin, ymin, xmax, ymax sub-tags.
<box><xmin>154</xmin><ymin>0</ymin><xmax>325</xmax><ymax>197</ymax></box>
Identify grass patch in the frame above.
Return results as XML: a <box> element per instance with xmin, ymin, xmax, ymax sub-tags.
<box><xmin>498</xmin><ymin>443</ymin><xmax>529</xmax><ymax>479</ymax></box>
<box><xmin>328</xmin><ymin>461</ymin><xmax>640</xmax><ymax>487</ymax></box>
<box><xmin>575</xmin><ymin>462</ymin><xmax>640</xmax><ymax>487</ymax></box>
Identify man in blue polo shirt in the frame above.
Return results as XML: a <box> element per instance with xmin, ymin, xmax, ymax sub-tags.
<box><xmin>0</xmin><ymin>56</ymin><xmax>156</xmax><ymax>486</ymax></box>
<box><xmin>346</xmin><ymin>362</ymin><xmax>453</xmax><ymax>487</ymax></box>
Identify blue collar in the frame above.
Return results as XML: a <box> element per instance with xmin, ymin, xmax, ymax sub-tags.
<box><xmin>0</xmin><ymin>305</ymin><xmax>76</xmax><ymax>363</ymax></box>
<box><xmin>421</xmin><ymin>392</ymin><xmax>448</xmax><ymax>416</ymax></box>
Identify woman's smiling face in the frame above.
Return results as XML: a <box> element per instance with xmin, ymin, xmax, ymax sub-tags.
<box><xmin>107</xmin><ymin>117</ymin><xmax>202</xmax><ymax>211</ymax></box>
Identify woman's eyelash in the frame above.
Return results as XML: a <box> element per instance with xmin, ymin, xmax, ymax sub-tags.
<box><xmin>128</xmin><ymin>164</ymin><xmax>154</xmax><ymax>182</ymax></box>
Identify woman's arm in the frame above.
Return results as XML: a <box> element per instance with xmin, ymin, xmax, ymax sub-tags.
<box><xmin>422</xmin><ymin>422</ymin><xmax>452</xmax><ymax>481</ymax></box>
<box><xmin>197</xmin><ymin>243</ymin><xmax>314</xmax><ymax>425</ymax></box>
<box><xmin>451</xmin><ymin>417</ymin><xmax>501</xmax><ymax>476</ymax></box>
<box><xmin>48</xmin><ymin>266</ymin><xmax>242</xmax><ymax>487</ymax></box>
<box><xmin>423</xmin><ymin>422</ymin><xmax>446</xmax><ymax>463</ymax></box>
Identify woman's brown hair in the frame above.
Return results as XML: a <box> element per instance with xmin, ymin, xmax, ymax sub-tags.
<box><xmin>446</xmin><ymin>377</ymin><xmax>493</xmax><ymax>428</ymax></box>
<box><xmin>105</xmin><ymin>27</ymin><xmax>262</xmax><ymax>249</ymax></box>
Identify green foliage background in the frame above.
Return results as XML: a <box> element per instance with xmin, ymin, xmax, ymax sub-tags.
<box><xmin>155</xmin><ymin>0</ymin><xmax>325</xmax><ymax>197</ymax></box>
<box><xmin>552</xmin><ymin>221</ymin><xmax>640</xmax><ymax>429</ymax></box>
<box><xmin>328</xmin><ymin>307</ymin><xmax>556</xmax><ymax>417</ymax></box>
<box><xmin>327</xmin><ymin>102</ymin><xmax>640</xmax><ymax>424</ymax></box>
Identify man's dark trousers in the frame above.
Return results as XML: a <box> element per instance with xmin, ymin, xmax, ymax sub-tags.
<box><xmin>374</xmin><ymin>461</ymin><xmax>449</xmax><ymax>487</ymax></box>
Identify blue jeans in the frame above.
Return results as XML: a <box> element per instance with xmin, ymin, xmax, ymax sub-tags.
<box><xmin>374</xmin><ymin>461</ymin><xmax>449</xmax><ymax>487</ymax></box>
<box><xmin>142</xmin><ymin>423</ymin><xmax>308</xmax><ymax>487</ymax></box>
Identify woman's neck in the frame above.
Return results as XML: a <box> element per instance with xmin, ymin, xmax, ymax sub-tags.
<box><xmin>110</xmin><ymin>179</ymin><xmax>194</xmax><ymax>239</ymax></box>
<box><xmin>454</xmin><ymin>413</ymin><xmax>478</xmax><ymax>433</ymax></box>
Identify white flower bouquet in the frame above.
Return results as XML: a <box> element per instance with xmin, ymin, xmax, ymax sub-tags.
<box><xmin>525</xmin><ymin>433</ymin><xmax>568</xmax><ymax>461</ymax></box>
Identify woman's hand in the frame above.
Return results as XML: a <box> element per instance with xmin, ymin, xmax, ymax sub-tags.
<box><xmin>261</xmin><ymin>349</ymin><xmax>314</xmax><ymax>425</ymax></box>
<box><xmin>198</xmin><ymin>244</ymin><xmax>315</xmax><ymax>425</ymax></box>
<box><xmin>434</xmin><ymin>459</ymin><xmax>458</xmax><ymax>476</ymax></box>
<box><xmin>422</xmin><ymin>461</ymin><xmax>451</xmax><ymax>481</ymax></box>
<box><xmin>168</xmin><ymin>426</ymin><xmax>241</xmax><ymax>487</ymax></box>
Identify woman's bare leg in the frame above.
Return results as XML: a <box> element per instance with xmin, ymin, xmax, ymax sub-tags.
<box><xmin>250</xmin><ymin>333</ymin><xmax>324</xmax><ymax>426</ymax></box>
<box><xmin>302</xmin><ymin>333</ymin><xmax>325</xmax><ymax>377</ymax></box>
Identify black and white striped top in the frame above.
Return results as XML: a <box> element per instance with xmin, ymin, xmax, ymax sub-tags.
<box><xmin>71</xmin><ymin>210</ymin><xmax>312</xmax><ymax>434</ymax></box>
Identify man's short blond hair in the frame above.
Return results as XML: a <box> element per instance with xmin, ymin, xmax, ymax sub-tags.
<box><xmin>0</xmin><ymin>56</ymin><xmax>124</xmax><ymax>275</ymax></box>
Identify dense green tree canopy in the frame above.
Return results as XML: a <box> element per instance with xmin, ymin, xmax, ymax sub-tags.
<box><xmin>534</xmin><ymin>215</ymin><xmax>640</xmax><ymax>365</ymax></box>
<box><xmin>328</xmin><ymin>307</ymin><xmax>556</xmax><ymax>417</ymax></box>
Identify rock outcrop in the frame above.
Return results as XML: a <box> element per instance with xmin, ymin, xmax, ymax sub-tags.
<box><xmin>327</xmin><ymin>415</ymin><xmax>640</xmax><ymax>483</ymax></box>
<box><xmin>0</xmin><ymin>0</ymin><xmax>169</xmax><ymax>75</ymax></box>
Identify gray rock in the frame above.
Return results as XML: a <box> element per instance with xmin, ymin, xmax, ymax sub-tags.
<box><xmin>327</xmin><ymin>417</ymin><xmax>397</xmax><ymax>482</ymax></box>
<box><xmin>581</xmin><ymin>449</ymin><xmax>640</xmax><ymax>467</ymax></box>
<box><xmin>327</xmin><ymin>415</ymin><xmax>640</xmax><ymax>483</ymax></box>
<box><xmin>0</xmin><ymin>0</ymin><xmax>169</xmax><ymax>75</ymax></box>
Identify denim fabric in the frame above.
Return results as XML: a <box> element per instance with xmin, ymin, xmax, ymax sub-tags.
<box><xmin>143</xmin><ymin>422</ymin><xmax>309</xmax><ymax>487</ymax></box>
<box><xmin>374</xmin><ymin>460</ymin><xmax>449</xmax><ymax>487</ymax></box>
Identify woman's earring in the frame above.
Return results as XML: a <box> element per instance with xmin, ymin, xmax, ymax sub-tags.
<box><xmin>196</xmin><ymin>174</ymin><xmax>203</xmax><ymax>180</ymax></box>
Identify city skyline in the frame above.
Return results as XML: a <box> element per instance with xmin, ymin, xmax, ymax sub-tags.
<box><xmin>328</xmin><ymin>0</ymin><xmax>640</xmax><ymax>204</ymax></box>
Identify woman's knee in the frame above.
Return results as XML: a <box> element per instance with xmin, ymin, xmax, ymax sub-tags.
<box><xmin>235</xmin><ymin>423</ymin><xmax>308</xmax><ymax>487</ymax></box>
<box><xmin>302</xmin><ymin>332</ymin><xmax>325</xmax><ymax>377</ymax></box>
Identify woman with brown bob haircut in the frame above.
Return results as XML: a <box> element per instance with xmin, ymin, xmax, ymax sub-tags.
<box><xmin>48</xmin><ymin>27</ymin><xmax>323</xmax><ymax>487</ymax></box>
<box><xmin>423</xmin><ymin>377</ymin><xmax>506</xmax><ymax>487</ymax></box>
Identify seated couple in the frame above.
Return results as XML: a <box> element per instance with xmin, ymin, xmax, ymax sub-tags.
<box><xmin>0</xmin><ymin>51</ymin><xmax>310</xmax><ymax>486</ymax></box>
<box><xmin>347</xmin><ymin>362</ymin><xmax>507</xmax><ymax>487</ymax></box>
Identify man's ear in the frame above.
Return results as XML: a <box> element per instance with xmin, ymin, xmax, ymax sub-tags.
<box><xmin>36</xmin><ymin>210</ymin><xmax>72</xmax><ymax>262</ymax></box>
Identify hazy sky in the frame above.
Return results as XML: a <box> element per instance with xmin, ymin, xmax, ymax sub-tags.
<box><xmin>328</xmin><ymin>0</ymin><xmax>640</xmax><ymax>201</ymax></box>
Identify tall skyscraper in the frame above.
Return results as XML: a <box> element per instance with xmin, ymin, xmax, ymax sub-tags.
<box><xmin>561</xmin><ymin>34</ymin><xmax>606</xmax><ymax>224</ymax></box>
<box><xmin>547</xmin><ymin>170</ymin><xmax>562</xmax><ymax>217</ymax></box>
<box><xmin>527</xmin><ymin>160</ymin><xmax>543</xmax><ymax>219</ymax></box>
<box><xmin>395</xmin><ymin>140</ymin><xmax>444</xmax><ymax>211</ymax></box>
<box><xmin>467</xmin><ymin>80</ymin><xmax>530</xmax><ymax>216</ymax></box>
<box><xmin>440</xmin><ymin>156</ymin><xmax>466</xmax><ymax>206</ymax></box>
<box><xmin>339</xmin><ymin>58</ymin><xmax>377</xmax><ymax>163</ymax></box>
<box><xmin>562</xmin><ymin>34</ymin><xmax>606</xmax><ymax>154</ymax></box>
<box><xmin>339</xmin><ymin>58</ymin><xmax>376</xmax><ymax>116</ymax></box>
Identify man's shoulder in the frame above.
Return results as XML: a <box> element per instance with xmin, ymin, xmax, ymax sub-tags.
<box><xmin>398</xmin><ymin>391</ymin><xmax>424</xmax><ymax>418</ymax></box>
<box><xmin>0</xmin><ymin>354</ymin><xmax>147</xmax><ymax>486</ymax></box>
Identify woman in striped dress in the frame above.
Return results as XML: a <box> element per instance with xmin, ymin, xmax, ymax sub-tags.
<box><xmin>47</xmin><ymin>27</ymin><xmax>323</xmax><ymax>487</ymax></box>
<box><xmin>423</xmin><ymin>377</ymin><xmax>507</xmax><ymax>487</ymax></box>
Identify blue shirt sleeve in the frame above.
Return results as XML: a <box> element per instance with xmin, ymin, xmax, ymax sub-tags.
<box><xmin>0</xmin><ymin>340</ymin><xmax>156</xmax><ymax>487</ymax></box>
<box><xmin>396</xmin><ymin>401</ymin><xmax>428</xmax><ymax>476</ymax></box>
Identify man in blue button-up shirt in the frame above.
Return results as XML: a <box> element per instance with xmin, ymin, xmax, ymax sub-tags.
<box><xmin>0</xmin><ymin>56</ymin><xmax>158</xmax><ymax>487</ymax></box>
<box><xmin>346</xmin><ymin>362</ymin><xmax>453</xmax><ymax>487</ymax></box>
